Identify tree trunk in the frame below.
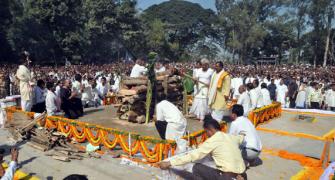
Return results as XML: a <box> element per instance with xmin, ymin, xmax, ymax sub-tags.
<box><xmin>323</xmin><ymin>12</ymin><xmax>332</xmax><ymax>67</ymax></box>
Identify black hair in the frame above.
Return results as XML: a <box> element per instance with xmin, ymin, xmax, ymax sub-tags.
<box><xmin>46</xmin><ymin>81</ymin><xmax>54</xmax><ymax>90</ymax></box>
<box><xmin>253</xmin><ymin>79</ymin><xmax>259</xmax><ymax>87</ymax></box>
<box><xmin>261</xmin><ymin>83</ymin><xmax>267</xmax><ymax>89</ymax></box>
<box><xmin>156</xmin><ymin>93</ymin><xmax>167</xmax><ymax>102</ymax></box>
<box><xmin>37</xmin><ymin>79</ymin><xmax>45</xmax><ymax>87</ymax></box>
<box><xmin>203</xmin><ymin>116</ymin><xmax>221</xmax><ymax>130</ymax></box>
<box><xmin>101</xmin><ymin>77</ymin><xmax>107</xmax><ymax>81</ymax></box>
<box><xmin>246</xmin><ymin>83</ymin><xmax>254</xmax><ymax>90</ymax></box>
<box><xmin>232</xmin><ymin>104</ymin><xmax>244</xmax><ymax>117</ymax></box>
<box><xmin>63</xmin><ymin>174</ymin><xmax>88</xmax><ymax>180</ymax></box>
<box><xmin>74</xmin><ymin>74</ymin><xmax>82</xmax><ymax>81</ymax></box>
<box><xmin>216</xmin><ymin>61</ymin><xmax>224</xmax><ymax>68</ymax></box>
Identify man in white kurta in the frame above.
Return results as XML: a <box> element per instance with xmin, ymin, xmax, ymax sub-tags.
<box><xmin>276</xmin><ymin>80</ymin><xmax>288</xmax><ymax>107</ymax></box>
<box><xmin>16</xmin><ymin>64</ymin><xmax>33</xmax><ymax>111</ymax></box>
<box><xmin>237</xmin><ymin>85</ymin><xmax>251</xmax><ymax>116</ymax></box>
<box><xmin>260</xmin><ymin>83</ymin><xmax>272</xmax><ymax>106</ymax></box>
<box><xmin>189</xmin><ymin>59</ymin><xmax>213</xmax><ymax>121</ymax></box>
<box><xmin>156</xmin><ymin>99</ymin><xmax>187</xmax><ymax>140</ymax></box>
<box><xmin>295</xmin><ymin>84</ymin><xmax>307</xmax><ymax>109</ymax></box>
<box><xmin>130</xmin><ymin>59</ymin><xmax>147</xmax><ymax>78</ymax></box>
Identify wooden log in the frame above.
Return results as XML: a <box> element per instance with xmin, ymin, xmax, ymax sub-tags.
<box><xmin>69</xmin><ymin>155</ymin><xmax>83</xmax><ymax>160</ymax></box>
<box><xmin>52</xmin><ymin>155</ymin><xmax>70</xmax><ymax>162</ymax></box>
<box><xmin>30</xmin><ymin>136</ymin><xmax>51</xmax><ymax>146</ymax></box>
<box><xmin>28</xmin><ymin>142</ymin><xmax>48</xmax><ymax>152</ymax></box>
<box><xmin>19</xmin><ymin>112</ymin><xmax>46</xmax><ymax>133</ymax></box>
<box><xmin>122</xmin><ymin>79</ymin><xmax>148</xmax><ymax>86</ymax></box>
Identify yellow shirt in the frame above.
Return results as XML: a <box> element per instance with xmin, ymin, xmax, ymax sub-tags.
<box><xmin>210</xmin><ymin>74</ymin><xmax>231</xmax><ymax>110</ymax></box>
<box><xmin>170</xmin><ymin>132</ymin><xmax>246</xmax><ymax>174</ymax></box>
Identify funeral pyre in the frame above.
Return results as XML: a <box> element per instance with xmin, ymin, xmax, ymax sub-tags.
<box><xmin>116</xmin><ymin>75</ymin><xmax>184</xmax><ymax>123</ymax></box>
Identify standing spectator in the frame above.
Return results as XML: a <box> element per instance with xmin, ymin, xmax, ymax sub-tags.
<box><xmin>276</xmin><ymin>80</ymin><xmax>288</xmax><ymax>107</ymax></box>
<box><xmin>261</xmin><ymin>83</ymin><xmax>272</xmax><ymax>106</ymax></box>
<box><xmin>32</xmin><ymin>79</ymin><xmax>46</xmax><ymax>113</ymax></box>
<box><xmin>295</xmin><ymin>83</ymin><xmax>307</xmax><ymax>109</ymax></box>
<box><xmin>267</xmin><ymin>79</ymin><xmax>277</xmax><ymax>101</ymax></box>
<box><xmin>308</xmin><ymin>82</ymin><xmax>322</xmax><ymax>109</ymax></box>
<box><xmin>237</xmin><ymin>85</ymin><xmax>251</xmax><ymax>116</ymax></box>
<box><xmin>287</xmin><ymin>78</ymin><xmax>298</xmax><ymax>108</ymax></box>
<box><xmin>72</xmin><ymin>74</ymin><xmax>84</xmax><ymax>116</ymax></box>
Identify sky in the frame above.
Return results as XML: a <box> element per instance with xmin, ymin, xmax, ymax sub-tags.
<box><xmin>136</xmin><ymin>0</ymin><xmax>216</xmax><ymax>11</ymax></box>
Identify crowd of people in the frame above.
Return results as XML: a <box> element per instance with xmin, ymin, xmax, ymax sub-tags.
<box><xmin>1</xmin><ymin>54</ymin><xmax>335</xmax><ymax>180</ymax></box>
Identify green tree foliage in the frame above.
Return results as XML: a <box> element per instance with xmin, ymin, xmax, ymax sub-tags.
<box><xmin>142</xmin><ymin>0</ymin><xmax>218</xmax><ymax>60</ymax></box>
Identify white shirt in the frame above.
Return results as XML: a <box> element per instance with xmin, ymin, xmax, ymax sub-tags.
<box><xmin>81</xmin><ymin>81</ymin><xmax>93</xmax><ymax>102</ymax></box>
<box><xmin>155</xmin><ymin>66</ymin><xmax>166</xmax><ymax>73</ymax></box>
<box><xmin>261</xmin><ymin>88</ymin><xmax>272</xmax><ymax>106</ymax></box>
<box><xmin>249</xmin><ymin>88</ymin><xmax>264</xmax><ymax>109</ymax></box>
<box><xmin>55</xmin><ymin>85</ymin><xmax>61</xmax><ymax>97</ymax></box>
<box><xmin>276</xmin><ymin>84</ymin><xmax>288</xmax><ymax>105</ymax></box>
<box><xmin>156</xmin><ymin>100</ymin><xmax>187</xmax><ymax>140</ymax></box>
<box><xmin>45</xmin><ymin>90</ymin><xmax>59</xmax><ymax>115</ymax></box>
<box><xmin>72</xmin><ymin>81</ymin><xmax>82</xmax><ymax>98</ymax></box>
<box><xmin>232</xmin><ymin>77</ymin><xmax>243</xmax><ymax>99</ymax></box>
<box><xmin>194</xmin><ymin>68</ymin><xmax>214</xmax><ymax>98</ymax></box>
<box><xmin>130</xmin><ymin>64</ymin><xmax>147</xmax><ymax>78</ymax></box>
<box><xmin>295</xmin><ymin>90</ymin><xmax>306</xmax><ymax>108</ymax></box>
<box><xmin>97</xmin><ymin>83</ymin><xmax>108</xmax><ymax>97</ymax></box>
<box><xmin>325</xmin><ymin>89</ymin><xmax>335</xmax><ymax>107</ymax></box>
<box><xmin>237</xmin><ymin>91</ymin><xmax>251</xmax><ymax>116</ymax></box>
<box><xmin>1</xmin><ymin>161</ymin><xmax>17</xmax><ymax>180</ymax></box>
<box><xmin>229</xmin><ymin>116</ymin><xmax>262</xmax><ymax>151</ymax></box>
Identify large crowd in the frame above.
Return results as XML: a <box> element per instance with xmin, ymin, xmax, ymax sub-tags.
<box><xmin>1</xmin><ymin>55</ymin><xmax>335</xmax><ymax>180</ymax></box>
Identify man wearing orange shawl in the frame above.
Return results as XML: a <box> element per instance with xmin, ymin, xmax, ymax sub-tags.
<box><xmin>208</xmin><ymin>61</ymin><xmax>231</xmax><ymax>122</ymax></box>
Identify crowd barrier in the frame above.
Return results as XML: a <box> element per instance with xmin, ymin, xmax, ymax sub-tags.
<box><xmin>248</xmin><ymin>102</ymin><xmax>282</xmax><ymax>126</ymax></box>
<box><xmin>5</xmin><ymin>102</ymin><xmax>280</xmax><ymax>163</ymax></box>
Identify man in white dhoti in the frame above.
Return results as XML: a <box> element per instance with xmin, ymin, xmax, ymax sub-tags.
<box><xmin>237</xmin><ymin>85</ymin><xmax>251</xmax><ymax>116</ymax></box>
<box><xmin>325</xmin><ymin>84</ymin><xmax>335</xmax><ymax>111</ymax></box>
<box><xmin>208</xmin><ymin>61</ymin><xmax>231</xmax><ymax>122</ymax></box>
<box><xmin>16</xmin><ymin>53</ymin><xmax>34</xmax><ymax>111</ymax></box>
<box><xmin>189</xmin><ymin>58</ymin><xmax>213</xmax><ymax>121</ymax></box>
<box><xmin>276</xmin><ymin>80</ymin><xmax>288</xmax><ymax>107</ymax></box>
<box><xmin>155</xmin><ymin>94</ymin><xmax>187</xmax><ymax>140</ymax></box>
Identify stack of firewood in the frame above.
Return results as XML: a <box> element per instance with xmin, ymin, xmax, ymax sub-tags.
<box><xmin>117</xmin><ymin>75</ymin><xmax>184</xmax><ymax>123</ymax></box>
<box><xmin>10</xmin><ymin>112</ymin><xmax>100</xmax><ymax>162</ymax></box>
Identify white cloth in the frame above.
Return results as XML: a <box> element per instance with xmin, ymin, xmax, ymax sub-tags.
<box><xmin>156</xmin><ymin>100</ymin><xmax>187</xmax><ymax>140</ymax></box>
<box><xmin>55</xmin><ymin>85</ymin><xmax>61</xmax><ymax>98</ymax></box>
<box><xmin>111</xmin><ymin>75</ymin><xmax>121</xmax><ymax>92</ymax></box>
<box><xmin>155</xmin><ymin>66</ymin><xmax>166</xmax><ymax>73</ymax></box>
<box><xmin>211</xmin><ymin>109</ymin><xmax>224</xmax><ymax>122</ymax></box>
<box><xmin>320</xmin><ymin>162</ymin><xmax>335</xmax><ymax>180</ymax></box>
<box><xmin>189</xmin><ymin>98</ymin><xmax>208</xmax><ymax>120</ymax></box>
<box><xmin>245</xmin><ymin>77</ymin><xmax>254</xmax><ymax>84</ymax></box>
<box><xmin>325</xmin><ymin>89</ymin><xmax>335</xmax><ymax>107</ymax></box>
<box><xmin>237</xmin><ymin>91</ymin><xmax>251</xmax><ymax>116</ymax></box>
<box><xmin>208</xmin><ymin>70</ymin><xmax>225</xmax><ymax>106</ymax></box>
<box><xmin>232</xmin><ymin>77</ymin><xmax>243</xmax><ymax>99</ymax></box>
<box><xmin>72</xmin><ymin>81</ymin><xmax>82</xmax><ymax>99</ymax></box>
<box><xmin>45</xmin><ymin>90</ymin><xmax>59</xmax><ymax>115</ymax></box>
<box><xmin>97</xmin><ymin>83</ymin><xmax>108</xmax><ymax>98</ymax></box>
<box><xmin>130</xmin><ymin>64</ymin><xmax>147</xmax><ymax>78</ymax></box>
<box><xmin>229</xmin><ymin>116</ymin><xmax>262</xmax><ymax>151</ymax></box>
<box><xmin>16</xmin><ymin>65</ymin><xmax>33</xmax><ymax>101</ymax></box>
<box><xmin>295</xmin><ymin>90</ymin><xmax>306</xmax><ymax>108</ymax></box>
<box><xmin>81</xmin><ymin>81</ymin><xmax>93</xmax><ymax>103</ymax></box>
<box><xmin>276</xmin><ymin>84</ymin><xmax>288</xmax><ymax>107</ymax></box>
<box><xmin>261</xmin><ymin>88</ymin><xmax>272</xmax><ymax>106</ymax></box>
<box><xmin>249</xmin><ymin>88</ymin><xmax>264</xmax><ymax>109</ymax></box>
<box><xmin>1</xmin><ymin>161</ymin><xmax>17</xmax><ymax>180</ymax></box>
